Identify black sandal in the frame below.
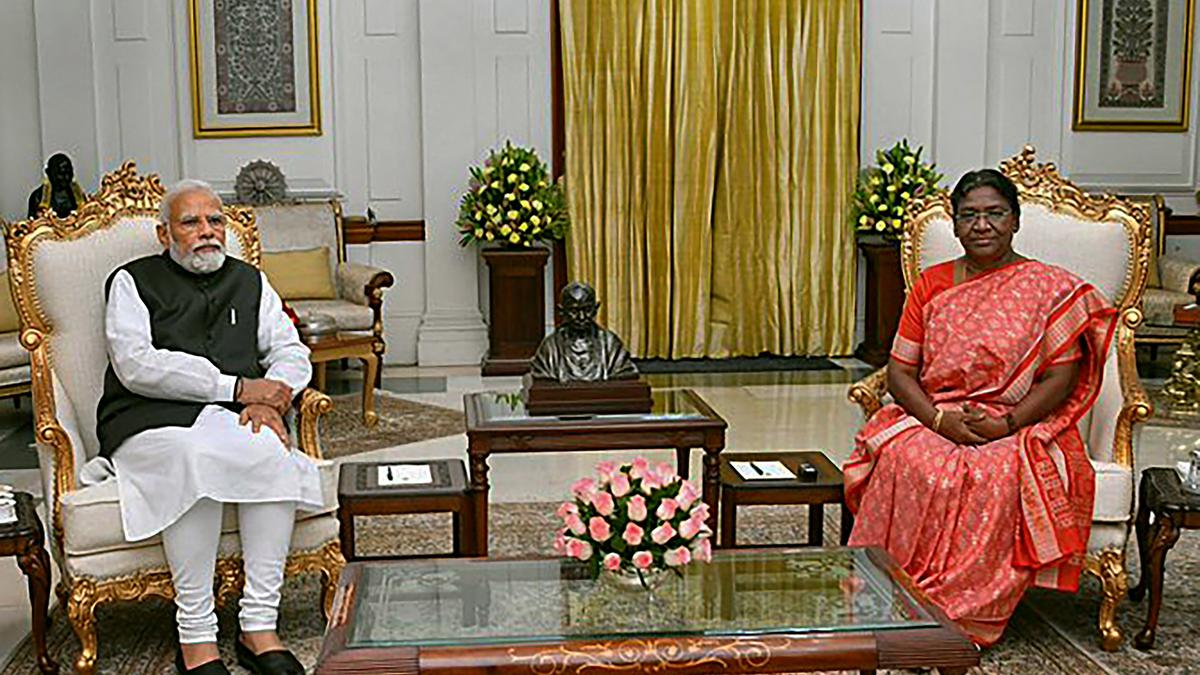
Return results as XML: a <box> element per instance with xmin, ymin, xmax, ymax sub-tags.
<box><xmin>234</xmin><ymin>636</ymin><xmax>304</xmax><ymax>675</ymax></box>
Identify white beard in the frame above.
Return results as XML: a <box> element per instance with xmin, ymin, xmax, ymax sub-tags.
<box><xmin>169</xmin><ymin>239</ymin><xmax>226</xmax><ymax>274</ymax></box>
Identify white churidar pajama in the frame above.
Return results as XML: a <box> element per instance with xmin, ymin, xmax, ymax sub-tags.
<box><xmin>90</xmin><ymin>268</ymin><xmax>323</xmax><ymax>643</ymax></box>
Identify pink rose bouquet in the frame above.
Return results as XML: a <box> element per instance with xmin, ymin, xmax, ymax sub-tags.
<box><xmin>554</xmin><ymin>457</ymin><xmax>713</xmax><ymax>585</ymax></box>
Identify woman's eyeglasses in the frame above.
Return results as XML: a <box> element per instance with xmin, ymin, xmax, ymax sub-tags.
<box><xmin>953</xmin><ymin>209</ymin><xmax>1011</xmax><ymax>226</ymax></box>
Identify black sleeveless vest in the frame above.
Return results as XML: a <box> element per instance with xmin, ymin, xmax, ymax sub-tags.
<box><xmin>96</xmin><ymin>252</ymin><xmax>263</xmax><ymax>457</ymax></box>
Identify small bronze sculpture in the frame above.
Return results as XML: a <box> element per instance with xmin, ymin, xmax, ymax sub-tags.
<box><xmin>524</xmin><ymin>282</ymin><xmax>649</xmax><ymax>415</ymax></box>
<box><xmin>27</xmin><ymin>153</ymin><xmax>86</xmax><ymax>219</ymax></box>
<box><xmin>529</xmin><ymin>282</ymin><xmax>638</xmax><ymax>383</ymax></box>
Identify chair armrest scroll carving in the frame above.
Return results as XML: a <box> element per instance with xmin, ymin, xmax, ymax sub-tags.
<box><xmin>1157</xmin><ymin>255</ymin><xmax>1200</xmax><ymax>295</ymax></box>
<box><xmin>295</xmin><ymin>388</ymin><xmax>333</xmax><ymax>460</ymax></box>
<box><xmin>848</xmin><ymin>366</ymin><xmax>889</xmax><ymax>418</ymax></box>
<box><xmin>1113</xmin><ymin>312</ymin><xmax>1150</xmax><ymax>468</ymax></box>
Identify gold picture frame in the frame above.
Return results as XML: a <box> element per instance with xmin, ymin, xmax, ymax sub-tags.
<box><xmin>1072</xmin><ymin>0</ymin><xmax>1195</xmax><ymax>132</ymax></box>
<box><xmin>187</xmin><ymin>0</ymin><xmax>322</xmax><ymax>138</ymax></box>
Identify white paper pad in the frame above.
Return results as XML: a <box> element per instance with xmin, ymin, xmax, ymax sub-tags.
<box><xmin>377</xmin><ymin>464</ymin><xmax>434</xmax><ymax>487</ymax></box>
<box><xmin>730</xmin><ymin>460</ymin><xmax>794</xmax><ymax>480</ymax></box>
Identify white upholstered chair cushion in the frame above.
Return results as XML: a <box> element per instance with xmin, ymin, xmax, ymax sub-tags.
<box><xmin>64</xmin><ymin>514</ymin><xmax>338</xmax><ymax>581</ymax></box>
<box><xmin>1091</xmin><ymin>461</ymin><xmax>1133</xmax><ymax>523</ymax></box>
<box><xmin>61</xmin><ymin>461</ymin><xmax>339</xmax><ymax>557</ymax></box>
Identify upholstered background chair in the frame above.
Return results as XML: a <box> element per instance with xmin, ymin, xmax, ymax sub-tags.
<box><xmin>1131</xmin><ymin>194</ymin><xmax>1200</xmax><ymax>355</ymax></box>
<box><xmin>5</xmin><ymin>162</ymin><xmax>345</xmax><ymax>675</ymax></box>
<box><xmin>253</xmin><ymin>201</ymin><xmax>394</xmax><ymax>368</ymax></box>
<box><xmin>0</xmin><ymin>235</ymin><xmax>32</xmax><ymax>401</ymax></box>
<box><xmin>849</xmin><ymin>146</ymin><xmax>1152</xmax><ymax>651</ymax></box>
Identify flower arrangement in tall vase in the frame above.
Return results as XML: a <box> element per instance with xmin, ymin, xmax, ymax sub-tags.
<box><xmin>457</xmin><ymin>142</ymin><xmax>570</xmax><ymax>376</ymax></box>
<box><xmin>850</xmin><ymin>140</ymin><xmax>944</xmax><ymax>367</ymax></box>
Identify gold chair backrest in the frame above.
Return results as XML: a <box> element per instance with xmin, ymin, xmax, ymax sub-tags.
<box><xmin>4</xmin><ymin>161</ymin><xmax>261</xmax><ymax>544</ymax></box>
<box><xmin>900</xmin><ymin>146</ymin><xmax>1152</xmax><ymax>314</ymax></box>
<box><xmin>897</xmin><ymin>146</ymin><xmax>1151</xmax><ymax>466</ymax></box>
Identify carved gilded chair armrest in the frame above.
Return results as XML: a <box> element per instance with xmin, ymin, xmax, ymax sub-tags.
<box><xmin>1157</xmin><ymin>255</ymin><xmax>1200</xmax><ymax>296</ymax></box>
<box><xmin>1113</xmin><ymin>317</ymin><xmax>1151</xmax><ymax>469</ymax></box>
<box><xmin>848</xmin><ymin>366</ymin><xmax>889</xmax><ymax>418</ymax></box>
<box><xmin>295</xmin><ymin>388</ymin><xmax>333</xmax><ymax>460</ymax></box>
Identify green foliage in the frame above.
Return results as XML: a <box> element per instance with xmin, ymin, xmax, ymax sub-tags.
<box><xmin>456</xmin><ymin>142</ymin><xmax>569</xmax><ymax>248</ymax></box>
<box><xmin>850</xmin><ymin>139</ymin><xmax>944</xmax><ymax>241</ymax></box>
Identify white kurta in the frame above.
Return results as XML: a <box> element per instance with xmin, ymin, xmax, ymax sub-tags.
<box><xmin>94</xmin><ymin>267</ymin><xmax>324</xmax><ymax>542</ymax></box>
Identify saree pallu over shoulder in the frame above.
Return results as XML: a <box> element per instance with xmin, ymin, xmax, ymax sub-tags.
<box><xmin>845</xmin><ymin>260</ymin><xmax>1117</xmax><ymax>593</ymax></box>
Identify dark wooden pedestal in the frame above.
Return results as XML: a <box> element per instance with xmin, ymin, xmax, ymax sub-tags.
<box><xmin>854</xmin><ymin>237</ymin><xmax>904</xmax><ymax>367</ymax></box>
<box><xmin>482</xmin><ymin>248</ymin><xmax>550</xmax><ymax>376</ymax></box>
<box><xmin>1130</xmin><ymin>467</ymin><xmax>1200</xmax><ymax>650</ymax></box>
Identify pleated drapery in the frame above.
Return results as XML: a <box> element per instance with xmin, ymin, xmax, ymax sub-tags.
<box><xmin>560</xmin><ymin>0</ymin><xmax>860</xmax><ymax>358</ymax></box>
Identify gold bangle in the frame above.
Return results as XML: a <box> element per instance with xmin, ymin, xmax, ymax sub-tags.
<box><xmin>932</xmin><ymin>409</ymin><xmax>945</xmax><ymax>433</ymax></box>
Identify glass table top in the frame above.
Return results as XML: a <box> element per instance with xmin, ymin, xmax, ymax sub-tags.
<box><xmin>471</xmin><ymin>389</ymin><xmax>710</xmax><ymax>425</ymax></box>
<box><xmin>345</xmin><ymin>548</ymin><xmax>938</xmax><ymax>649</ymax></box>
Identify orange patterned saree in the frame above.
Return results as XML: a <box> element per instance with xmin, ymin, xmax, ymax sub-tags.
<box><xmin>844</xmin><ymin>259</ymin><xmax>1116</xmax><ymax>645</ymax></box>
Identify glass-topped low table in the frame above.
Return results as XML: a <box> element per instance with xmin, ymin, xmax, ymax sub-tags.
<box><xmin>462</xmin><ymin>389</ymin><xmax>727</xmax><ymax>555</ymax></box>
<box><xmin>317</xmin><ymin>548</ymin><xmax>978</xmax><ymax>674</ymax></box>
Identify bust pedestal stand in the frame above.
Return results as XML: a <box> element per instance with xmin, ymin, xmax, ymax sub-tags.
<box><xmin>522</xmin><ymin>375</ymin><xmax>652</xmax><ymax>416</ymax></box>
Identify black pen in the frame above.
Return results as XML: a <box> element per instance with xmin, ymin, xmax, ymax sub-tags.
<box><xmin>749</xmin><ymin>461</ymin><xmax>764</xmax><ymax>475</ymax></box>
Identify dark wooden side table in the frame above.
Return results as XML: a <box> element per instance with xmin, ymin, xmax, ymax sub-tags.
<box><xmin>0</xmin><ymin>492</ymin><xmax>57</xmax><ymax>673</ymax></box>
<box><xmin>718</xmin><ymin>451</ymin><xmax>852</xmax><ymax>548</ymax></box>
<box><xmin>337</xmin><ymin>460</ymin><xmax>475</xmax><ymax>560</ymax></box>
<box><xmin>1130</xmin><ymin>466</ymin><xmax>1200</xmax><ymax>650</ymax></box>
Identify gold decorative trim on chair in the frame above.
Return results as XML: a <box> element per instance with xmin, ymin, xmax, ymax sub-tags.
<box><xmin>847</xmin><ymin>146</ymin><xmax>1152</xmax><ymax>651</ymax></box>
<box><xmin>5</xmin><ymin>161</ymin><xmax>344</xmax><ymax>675</ymax></box>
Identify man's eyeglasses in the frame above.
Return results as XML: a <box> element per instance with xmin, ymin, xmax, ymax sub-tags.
<box><xmin>953</xmin><ymin>209</ymin><xmax>1011</xmax><ymax>227</ymax></box>
<box><xmin>177</xmin><ymin>214</ymin><xmax>226</xmax><ymax>231</ymax></box>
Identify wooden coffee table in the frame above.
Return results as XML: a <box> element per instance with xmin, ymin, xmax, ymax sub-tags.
<box><xmin>316</xmin><ymin>548</ymin><xmax>979</xmax><ymax>674</ymax></box>
<box><xmin>463</xmin><ymin>389</ymin><xmax>727</xmax><ymax>555</ymax></box>
<box><xmin>718</xmin><ymin>451</ymin><xmax>852</xmax><ymax>548</ymax></box>
<box><xmin>307</xmin><ymin>333</ymin><xmax>379</xmax><ymax>427</ymax></box>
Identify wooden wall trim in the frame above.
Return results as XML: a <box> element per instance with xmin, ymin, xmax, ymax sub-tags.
<box><xmin>343</xmin><ymin>216</ymin><xmax>425</xmax><ymax>244</ymax></box>
<box><xmin>550</xmin><ymin>0</ymin><xmax>567</xmax><ymax>323</ymax></box>
<box><xmin>1166</xmin><ymin>214</ymin><xmax>1200</xmax><ymax>236</ymax></box>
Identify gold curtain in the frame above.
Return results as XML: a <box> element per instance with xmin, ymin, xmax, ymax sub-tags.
<box><xmin>561</xmin><ymin>0</ymin><xmax>860</xmax><ymax>357</ymax></box>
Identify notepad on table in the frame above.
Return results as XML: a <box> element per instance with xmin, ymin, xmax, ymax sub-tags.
<box><xmin>730</xmin><ymin>460</ymin><xmax>794</xmax><ymax>481</ymax></box>
<box><xmin>377</xmin><ymin>464</ymin><xmax>434</xmax><ymax>487</ymax></box>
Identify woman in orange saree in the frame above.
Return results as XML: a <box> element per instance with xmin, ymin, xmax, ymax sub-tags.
<box><xmin>844</xmin><ymin>169</ymin><xmax>1117</xmax><ymax>646</ymax></box>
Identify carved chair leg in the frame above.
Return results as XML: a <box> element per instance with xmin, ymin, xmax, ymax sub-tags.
<box><xmin>1095</xmin><ymin>550</ymin><xmax>1128</xmax><ymax>652</ymax></box>
<box><xmin>321</xmin><ymin>542</ymin><xmax>346</xmax><ymax>621</ymax></box>
<box><xmin>66</xmin><ymin>587</ymin><xmax>99</xmax><ymax>675</ymax></box>
<box><xmin>215</xmin><ymin>557</ymin><xmax>246</xmax><ymax>608</ymax></box>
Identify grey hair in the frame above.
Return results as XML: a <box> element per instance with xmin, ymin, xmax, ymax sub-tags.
<box><xmin>160</xmin><ymin>179</ymin><xmax>220</xmax><ymax>224</ymax></box>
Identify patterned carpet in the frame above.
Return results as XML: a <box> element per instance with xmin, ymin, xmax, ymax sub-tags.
<box><xmin>3</xmin><ymin>502</ymin><xmax>1195</xmax><ymax>674</ymax></box>
<box><xmin>318</xmin><ymin>390</ymin><xmax>464</xmax><ymax>459</ymax></box>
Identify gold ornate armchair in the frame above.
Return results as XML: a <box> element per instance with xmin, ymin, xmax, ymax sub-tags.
<box><xmin>848</xmin><ymin>147</ymin><xmax>1151</xmax><ymax>651</ymax></box>
<box><xmin>5</xmin><ymin>163</ymin><xmax>345</xmax><ymax>675</ymax></box>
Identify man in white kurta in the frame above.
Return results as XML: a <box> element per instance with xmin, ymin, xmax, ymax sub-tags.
<box><xmin>96</xmin><ymin>180</ymin><xmax>320</xmax><ymax>675</ymax></box>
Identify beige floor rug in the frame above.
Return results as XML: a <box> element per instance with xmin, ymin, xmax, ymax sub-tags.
<box><xmin>5</xmin><ymin>501</ymin><xmax>1190</xmax><ymax>674</ymax></box>
<box><xmin>318</xmin><ymin>391</ymin><xmax>464</xmax><ymax>459</ymax></box>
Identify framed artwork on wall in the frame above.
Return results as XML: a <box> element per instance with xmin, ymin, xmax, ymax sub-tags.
<box><xmin>1072</xmin><ymin>0</ymin><xmax>1195</xmax><ymax>132</ymax></box>
<box><xmin>187</xmin><ymin>0</ymin><xmax>322</xmax><ymax>138</ymax></box>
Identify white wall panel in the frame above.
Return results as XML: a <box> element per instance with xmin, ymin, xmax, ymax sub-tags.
<box><xmin>0</xmin><ymin>0</ymin><xmax>43</xmax><ymax>221</ymax></box>
<box><xmin>113</xmin><ymin>0</ymin><xmax>148</xmax><ymax>41</ymax></box>
<box><xmin>494</xmin><ymin>0</ymin><xmax>529</xmax><ymax>34</ymax></box>
<box><xmin>333</xmin><ymin>0</ymin><xmax>423</xmax><ymax>220</ymax></box>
